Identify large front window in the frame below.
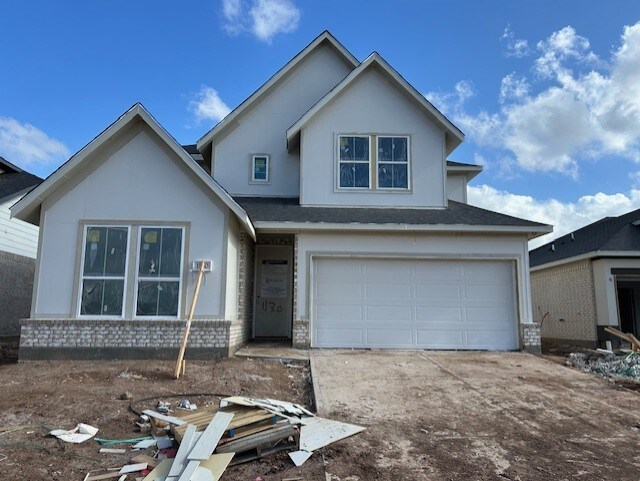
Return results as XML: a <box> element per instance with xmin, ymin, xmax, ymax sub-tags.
<box><xmin>136</xmin><ymin>227</ymin><xmax>184</xmax><ymax>317</ymax></box>
<box><xmin>80</xmin><ymin>226</ymin><xmax>129</xmax><ymax>316</ymax></box>
<box><xmin>338</xmin><ymin>135</ymin><xmax>370</xmax><ymax>188</ymax></box>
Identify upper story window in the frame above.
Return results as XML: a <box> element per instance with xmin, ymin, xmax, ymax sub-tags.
<box><xmin>338</xmin><ymin>135</ymin><xmax>370</xmax><ymax>188</ymax></box>
<box><xmin>377</xmin><ymin>136</ymin><xmax>409</xmax><ymax>189</ymax></box>
<box><xmin>79</xmin><ymin>226</ymin><xmax>129</xmax><ymax>317</ymax></box>
<box><xmin>337</xmin><ymin>134</ymin><xmax>410</xmax><ymax>191</ymax></box>
<box><xmin>135</xmin><ymin>227</ymin><xmax>184</xmax><ymax>317</ymax></box>
<box><xmin>251</xmin><ymin>155</ymin><xmax>270</xmax><ymax>183</ymax></box>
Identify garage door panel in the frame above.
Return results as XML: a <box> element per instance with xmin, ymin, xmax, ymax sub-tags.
<box><xmin>416</xmin><ymin>329</ymin><xmax>465</xmax><ymax>347</ymax></box>
<box><xmin>416</xmin><ymin>306</ymin><xmax>463</xmax><ymax>322</ymax></box>
<box><xmin>364</xmin><ymin>261</ymin><xmax>412</xmax><ymax>278</ymax></box>
<box><xmin>414</xmin><ymin>262</ymin><xmax>461</xmax><ymax>279</ymax></box>
<box><xmin>316</xmin><ymin>281</ymin><xmax>362</xmax><ymax>299</ymax></box>
<box><xmin>313</xmin><ymin>258</ymin><xmax>518</xmax><ymax>350</ymax></box>
<box><xmin>365</xmin><ymin>283</ymin><xmax>412</xmax><ymax>299</ymax></box>
<box><xmin>415</xmin><ymin>284</ymin><xmax>462</xmax><ymax>300</ymax></box>
<box><xmin>366</xmin><ymin>328</ymin><xmax>413</xmax><ymax>346</ymax></box>
<box><xmin>466</xmin><ymin>306</ymin><xmax>514</xmax><ymax>323</ymax></box>
<box><xmin>316</xmin><ymin>328</ymin><xmax>363</xmax><ymax>346</ymax></box>
<box><xmin>316</xmin><ymin>305</ymin><xmax>363</xmax><ymax>321</ymax></box>
<box><xmin>366</xmin><ymin>305</ymin><xmax>412</xmax><ymax>322</ymax></box>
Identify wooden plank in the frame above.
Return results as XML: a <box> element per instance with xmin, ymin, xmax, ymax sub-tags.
<box><xmin>218</xmin><ymin>421</ymin><xmax>283</xmax><ymax>444</ymax></box>
<box><xmin>119</xmin><ymin>463</ymin><xmax>148</xmax><ymax>474</ymax></box>
<box><xmin>130</xmin><ymin>454</ymin><xmax>160</xmax><ymax>469</ymax></box>
<box><xmin>299</xmin><ymin>416</ymin><xmax>365</xmax><ymax>452</ymax></box>
<box><xmin>188</xmin><ymin>412</ymin><xmax>234</xmax><ymax>461</ymax></box>
<box><xmin>142</xmin><ymin>410</ymin><xmax>186</xmax><ymax>426</ymax></box>
<box><xmin>215</xmin><ymin>424</ymin><xmax>297</xmax><ymax>454</ymax></box>
<box><xmin>167</xmin><ymin>425</ymin><xmax>200</xmax><ymax>479</ymax></box>
<box><xmin>175</xmin><ymin>261</ymin><xmax>206</xmax><ymax>379</ymax></box>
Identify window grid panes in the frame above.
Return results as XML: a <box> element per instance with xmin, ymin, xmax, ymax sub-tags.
<box><xmin>252</xmin><ymin>155</ymin><xmax>269</xmax><ymax>182</ymax></box>
<box><xmin>80</xmin><ymin>226</ymin><xmax>128</xmax><ymax>316</ymax></box>
<box><xmin>377</xmin><ymin>136</ymin><xmax>409</xmax><ymax>189</ymax></box>
<box><xmin>136</xmin><ymin>227</ymin><xmax>183</xmax><ymax>317</ymax></box>
<box><xmin>339</xmin><ymin>136</ymin><xmax>370</xmax><ymax>188</ymax></box>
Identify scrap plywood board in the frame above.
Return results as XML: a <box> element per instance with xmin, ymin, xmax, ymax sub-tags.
<box><xmin>289</xmin><ymin>450</ymin><xmax>313</xmax><ymax>467</ymax></box>
<box><xmin>187</xmin><ymin>412</ymin><xmax>234</xmax><ymax>460</ymax></box>
<box><xmin>299</xmin><ymin>416</ymin><xmax>365</xmax><ymax>452</ymax></box>
<box><xmin>141</xmin><ymin>459</ymin><xmax>172</xmax><ymax>481</ymax></box>
<box><xmin>199</xmin><ymin>453</ymin><xmax>235</xmax><ymax>481</ymax></box>
<box><xmin>142</xmin><ymin>410</ymin><xmax>186</xmax><ymax>426</ymax></box>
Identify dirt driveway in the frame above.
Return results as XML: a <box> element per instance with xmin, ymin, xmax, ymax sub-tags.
<box><xmin>311</xmin><ymin>350</ymin><xmax>640</xmax><ymax>481</ymax></box>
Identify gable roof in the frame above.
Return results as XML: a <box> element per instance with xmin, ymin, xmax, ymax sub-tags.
<box><xmin>234</xmin><ymin>196</ymin><xmax>551</xmax><ymax>238</ymax></box>
<box><xmin>286</xmin><ymin>52</ymin><xmax>465</xmax><ymax>155</ymax></box>
<box><xmin>446</xmin><ymin>160</ymin><xmax>482</xmax><ymax>180</ymax></box>
<box><xmin>196</xmin><ymin>31</ymin><xmax>359</xmax><ymax>153</ymax></box>
<box><xmin>0</xmin><ymin>157</ymin><xmax>42</xmax><ymax>202</ymax></box>
<box><xmin>11</xmin><ymin>104</ymin><xmax>255</xmax><ymax>239</ymax></box>
<box><xmin>530</xmin><ymin>208</ymin><xmax>640</xmax><ymax>268</ymax></box>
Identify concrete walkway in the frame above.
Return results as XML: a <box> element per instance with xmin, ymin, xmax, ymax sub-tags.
<box><xmin>310</xmin><ymin>349</ymin><xmax>640</xmax><ymax>480</ymax></box>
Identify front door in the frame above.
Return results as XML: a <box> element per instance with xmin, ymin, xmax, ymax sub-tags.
<box><xmin>254</xmin><ymin>245</ymin><xmax>293</xmax><ymax>338</ymax></box>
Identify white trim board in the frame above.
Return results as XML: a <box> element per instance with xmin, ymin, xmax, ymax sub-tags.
<box><xmin>530</xmin><ymin>250</ymin><xmax>640</xmax><ymax>272</ymax></box>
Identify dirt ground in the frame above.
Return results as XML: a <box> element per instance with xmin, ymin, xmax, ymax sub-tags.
<box><xmin>0</xmin><ymin>357</ymin><xmax>326</xmax><ymax>481</ymax></box>
<box><xmin>311</xmin><ymin>350</ymin><xmax>640</xmax><ymax>481</ymax></box>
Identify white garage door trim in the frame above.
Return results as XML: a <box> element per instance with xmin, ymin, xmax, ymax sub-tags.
<box><xmin>310</xmin><ymin>255</ymin><xmax>520</xmax><ymax>350</ymax></box>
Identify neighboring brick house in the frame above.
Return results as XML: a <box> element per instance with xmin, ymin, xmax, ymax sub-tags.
<box><xmin>530</xmin><ymin>208</ymin><xmax>640</xmax><ymax>348</ymax></box>
<box><xmin>12</xmin><ymin>32</ymin><xmax>550</xmax><ymax>360</ymax></box>
<box><xmin>0</xmin><ymin>157</ymin><xmax>41</xmax><ymax>337</ymax></box>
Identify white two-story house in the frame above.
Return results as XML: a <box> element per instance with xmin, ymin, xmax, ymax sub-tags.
<box><xmin>11</xmin><ymin>32</ymin><xmax>550</xmax><ymax>360</ymax></box>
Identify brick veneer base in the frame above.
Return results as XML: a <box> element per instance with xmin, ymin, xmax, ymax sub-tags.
<box><xmin>520</xmin><ymin>323</ymin><xmax>542</xmax><ymax>355</ymax></box>
<box><xmin>19</xmin><ymin>319</ymin><xmax>234</xmax><ymax>361</ymax></box>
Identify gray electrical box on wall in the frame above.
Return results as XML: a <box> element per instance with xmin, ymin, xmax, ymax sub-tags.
<box><xmin>191</xmin><ymin>260</ymin><xmax>213</xmax><ymax>272</ymax></box>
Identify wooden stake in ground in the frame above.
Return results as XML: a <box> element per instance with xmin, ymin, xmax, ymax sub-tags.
<box><xmin>175</xmin><ymin>261</ymin><xmax>206</xmax><ymax>379</ymax></box>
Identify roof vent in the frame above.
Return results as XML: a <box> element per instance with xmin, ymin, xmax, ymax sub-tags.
<box><xmin>550</xmin><ymin>243</ymin><xmax>555</xmax><ymax>252</ymax></box>
<box><xmin>570</xmin><ymin>233</ymin><xmax>575</xmax><ymax>241</ymax></box>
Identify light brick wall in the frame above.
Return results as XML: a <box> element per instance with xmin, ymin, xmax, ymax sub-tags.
<box><xmin>19</xmin><ymin>319</ymin><xmax>232</xmax><ymax>360</ymax></box>
<box><xmin>531</xmin><ymin>259</ymin><xmax>598</xmax><ymax>344</ymax></box>
<box><xmin>0</xmin><ymin>250</ymin><xmax>36</xmax><ymax>336</ymax></box>
<box><xmin>229</xmin><ymin>232</ymin><xmax>255</xmax><ymax>352</ymax></box>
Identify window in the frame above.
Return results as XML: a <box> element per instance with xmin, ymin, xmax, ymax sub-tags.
<box><xmin>338</xmin><ymin>135</ymin><xmax>370</xmax><ymax>188</ymax></box>
<box><xmin>80</xmin><ymin>226</ymin><xmax>129</xmax><ymax>316</ymax></box>
<box><xmin>135</xmin><ymin>227</ymin><xmax>184</xmax><ymax>317</ymax></box>
<box><xmin>377</xmin><ymin>136</ymin><xmax>409</xmax><ymax>189</ymax></box>
<box><xmin>251</xmin><ymin>155</ymin><xmax>270</xmax><ymax>183</ymax></box>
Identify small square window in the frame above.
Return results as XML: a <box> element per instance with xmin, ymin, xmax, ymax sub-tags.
<box><xmin>251</xmin><ymin>155</ymin><xmax>270</xmax><ymax>183</ymax></box>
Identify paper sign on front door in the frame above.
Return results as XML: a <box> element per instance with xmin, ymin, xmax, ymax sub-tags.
<box><xmin>254</xmin><ymin>245</ymin><xmax>293</xmax><ymax>338</ymax></box>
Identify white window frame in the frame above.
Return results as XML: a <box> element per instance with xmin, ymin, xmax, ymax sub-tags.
<box><xmin>133</xmin><ymin>225</ymin><xmax>185</xmax><ymax>320</ymax></box>
<box><xmin>250</xmin><ymin>154</ymin><xmax>270</xmax><ymax>183</ymax></box>
<box><xmin>376</xmin><ymin>135</ymin><xmax>411</xmax><ymax>190</ymax></box>
<box><xmin>337</xmin><ymin>135</ymin><xmax>372</xmax><ymax>190</ymax></box>
<box><xmin>77</xmin><ymin>225</ymin><xmax>130</xmax><ymax>319</ymax></box>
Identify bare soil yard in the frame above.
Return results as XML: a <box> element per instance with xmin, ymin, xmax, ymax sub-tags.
<box><xmin>0</xmin><ymin>357</ymin><xmax>325</xmax><ymax>481</ymax></box>
<box><xmin>312</xmin><ymin>350</ymin><xmax>640</xmax><ymax>481</ymax></box>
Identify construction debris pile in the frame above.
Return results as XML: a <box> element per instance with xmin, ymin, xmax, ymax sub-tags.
<box><xmin>567</xmin><ymin>351</ymin><xmax>640</xmax><ymax>381</ymax></box>
<box><xmin>82</xmin><ymin>396</ymin><xmax>364</xmax><ymax>481</ymax></box>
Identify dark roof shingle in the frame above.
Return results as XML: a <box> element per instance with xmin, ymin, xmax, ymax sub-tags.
<box><xmin>529</xmin><ymin>208</ymin><xmax>640</xmax><ymax>267</ymax></box>
<box><xmin>0</xmin><ymin>157</ymin><xmax>42</xmax><ymax>202</ymax></box>
<box><xmin>234</xmin><ymin>196</ymin><xmax>548</xmax><ymax>230</ymax></box>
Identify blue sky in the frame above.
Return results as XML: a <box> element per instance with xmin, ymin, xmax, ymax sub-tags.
<box><xmin>2</xmin><ymin>0</ymin><xmax>640</xmax><ymax>246</ymax></box>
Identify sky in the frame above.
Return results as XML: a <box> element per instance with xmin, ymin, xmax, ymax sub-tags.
<box><xmin>2</xmin><ymin>0</ymin><xmax>640</xmax><ymax>247</ymax></box>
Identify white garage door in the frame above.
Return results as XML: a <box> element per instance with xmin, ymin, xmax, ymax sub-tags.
<box><xmin>312</xmin><ymin>258</ymin><xmax>518</xmax><ymax>350</ymax></box>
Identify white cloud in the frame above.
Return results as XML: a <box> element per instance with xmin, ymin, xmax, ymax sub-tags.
<box><xmin>221</xmin><ymin>0</ymin><xmax>300</xmax><ymax>43</ymax></box>
<box><xmin>0</xmin><ymin>117</ymin><xmax>69</xmax><ymax>171</ymax></box>
<box><xmin>502</xmin><ymin>25</ymin><xmax>530</xmax><ymax>58</ymax></box>
<box><xmin>436</xmin><ymin>21</ymin><xmax>640</xmax><ymax>177</ymax></box>
<box><xmin>426</xmin><ymin>80</ymin><xmax>475</xmax><ymax>115</ymax></box>
<box><xmin>468</xmin><ymin>184</ymin><xmax>640</xmax><ymax>248</ymax></box>
<box><xmin>189</xmin><ymin>85</ymin><xmax>231</xmax><ymax>123</ymax></box>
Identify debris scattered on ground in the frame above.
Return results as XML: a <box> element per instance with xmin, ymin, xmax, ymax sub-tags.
<box><xmin>83</xmin><ymin>395</ymin><xmax>364</xmax><ymax>481</ymax></box>
<box><xmin>567</xmin><ymin>351</ymin><xmax>640</xmax><ymax>380</ymax></box>
<box><xmin>49</xmin><ymin>423</ymin><xmax>98</xmax><ymax>443</ymax></box>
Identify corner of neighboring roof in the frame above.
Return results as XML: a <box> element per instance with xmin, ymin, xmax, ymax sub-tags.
<box><xmin>286</xmin><ymin>51</ymin><xmax>465</xmax><ymax>155</ymax></box>
<box><xmin>0</xmin><ymin>156</ymin><xmax>24</xmax><ymax>173</ymax></box>
<box><xmin>11</xmin><ymin>103</ymin><xmax>256</xmax><ymax>238</ymax></box>
<box><xmin>196</xmin><ymin>30</ymin><xmax>360</xmax><ymax>153</ymax></box>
